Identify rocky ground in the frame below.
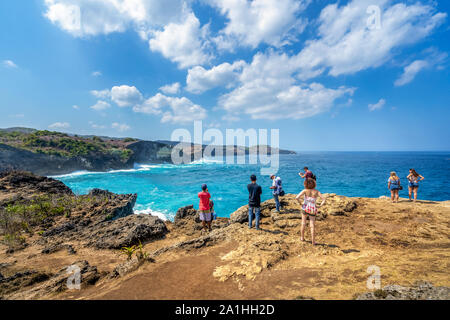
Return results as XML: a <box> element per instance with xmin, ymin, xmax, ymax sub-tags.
<box><xmin>0</xmin><ymin>171</ymin><xmax>449</xmax><ymax>300</ymax></box>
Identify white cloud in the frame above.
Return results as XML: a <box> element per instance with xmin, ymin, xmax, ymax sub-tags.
<box><xmin>134</xmin><ymin>93</ymin><xmax>207</xmax><ymax>124</ymax></box>
<box><xmin>90</xmin><ymin>100</ymin><xmax>111</xmax><ymax>111</ymax></box>
<box><xmin>112</xmin><ymin>122</ymin><xmax>131</xmax><ymax>132</ymax></box>
<box><xmin>89</xmin><ymin>121</ymin><xmax>106</xmax><ymax>129</ymax></box>
<box><xmin>186</xmin><ymin>60</ymin><xmax>245</xmax><ymax>94</ymax></box>
<box><xmin>49</xmin><ymin>122</ymin><xmax>71</xmax><ymax>129</ymax></box>
<box><xmin>43</xmin><ymin>1</ymin><xmax>212</xmax><ymax>69</ymax></box>
<box><xmin>72</xmin><ymin>105</ymin><xmax>80</xmax><ymax>110</ymax></box>
<box><xmin>159</xmin><ymin>82</ymin><xmax>181</xmax><ymax>95</ymax></box>
<box><xmin>43</xmin><ymin>0</ymin><xmax>186</xmax><ymax>37</ymax></box>
<box><xmin>394</xmin><ymin>60</ymin><xmax>429</xmax><ymax>87</ymax></box>
<box><xmin>368</xmin><ymin>98</ymin><xmax>386</xmax><ymax>111</ymax></box>
<box><xmin>3</xmin><ymin>60</ymin><xmax>18</xmax><ymax>68</ymax></box>
<box><xmin>90</xmin><ymin>85</ymin><xmax>143</xmax><ymax>107</ymax></box>
<box><xmin>293</xmin><ymin>0</ymin><xmax>447</xmax><ymax>79</ymax></box>
<box><xmin>111</xmin><ymin>85</ymin><xmax>143</xmax><ymax>107</ymax></box>
<box><xmin>218</xmin><ymin>51</ymin><xmax>355</xmax><ymax>120</ymax></box>
<box><xmin>91</xmin><ymin>71</ymin><xmax>102</xmax><ymax>77</ymax></box>
<box><xmin>149</xmin><ymin>12</ymin><xmax>212</xmax><ymax>68</ymax></box>
<box><xmin>90</xmin><ymin>89</ymin><xmax>111</xmax><ymax>99</ymax></box>
<box><xmin>210</xmin><ymin>0</ymin><xmax>310</xmax><ymax>49</ymax></box>
<box><xmin>394</xmin><ymin>49</ymin><xmax>448</xmax><ymax>86</ymax></box>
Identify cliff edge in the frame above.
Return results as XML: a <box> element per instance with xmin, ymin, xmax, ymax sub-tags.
<box><xmin>1</xmin><ymin>171</ymin><xmax>449</xmax><ymax>300</ymax></box>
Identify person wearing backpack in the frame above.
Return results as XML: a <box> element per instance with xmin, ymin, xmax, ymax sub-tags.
<box><xmin>270</xmin><ymin>174</ymin><xmax>284</xmax><ymax>213</ymax></box>
<box><xmin>299</xmin><ymin>167</ymin><xmax>316</xmax><ymax>181</ymax></box>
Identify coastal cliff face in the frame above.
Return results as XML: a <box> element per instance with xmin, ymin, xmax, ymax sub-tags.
<box><xmin>1</xmin><ymin>171</ymin><xmax>449</xmax><ymax>300</ymax></box>
<box><xmin>0</xmin><ymin>128</ymin><xmax>297</xmax><ymax>175</ymax></box>
<box><xmin>0</xmin><ymin>128</ymin><xmax>173</xmax><ymax>175</ymax></box>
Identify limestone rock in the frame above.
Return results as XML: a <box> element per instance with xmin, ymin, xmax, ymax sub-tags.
<box><xmin>5</xmin><ymin>260</ymin><xmax>100</xmax><ymax>300</ymax></box>
<box><xmin>356</xmin><ymin>281</ymin><xmax>450</xmax><ymax>300</ymax></box>
<box><xmin>87</xmin><ymin>214</ymin><xmax>168</xmax><ymax>249</ymax></box>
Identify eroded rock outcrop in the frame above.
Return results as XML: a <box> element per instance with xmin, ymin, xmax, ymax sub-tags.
<box><xmin>0</xmin><ymin>170</ymin><xmax>73</xmax><ymax>197</ymax></box>
<box><xmin>356</xmin><ymin>281</ymin><xmax>450</xmax><ymax>300</ymax></box>
<box><xmin>230</xmin><ymin>194</ymin><xmax>357</xmax><ymax>228</ymax></box>
<box><xmin>5</xmin><ymin>260</ymin><xmax>100</xmax><ymax>300</ymax></box>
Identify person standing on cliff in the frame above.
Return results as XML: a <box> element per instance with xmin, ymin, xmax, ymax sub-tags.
<box><xmin>248</xmin><ymin>174</ymin><xmax>262</xmax><ymax>230</ymax></box>
<box><xmin>299</xmin><ymin>167</ymin><xmax>316</xmax><ymax>181</ymax></box>
<box><xmin>296</xmin><ymin>178</ymin><xmax>326</xmax><ymax>246</ymax></box>
<box><xmin>198</xmin><ymin>184</ymin><xmax>212</xmax><ymax>231</ymax></box>
<box><xmin>407</xmin><ymin>169</ymin><xmax>424</xmax><ymax>202</ymax></box>
<box><xmin>270</xmin><ymin>174</ymin><xmax>284</xmax><ymax>212</ymax></box>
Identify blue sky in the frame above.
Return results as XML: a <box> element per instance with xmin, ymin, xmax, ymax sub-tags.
<box><xmin>1</xmin><ymin>0</ymin><xmax>449</xmax><ymax>151</ymax></box>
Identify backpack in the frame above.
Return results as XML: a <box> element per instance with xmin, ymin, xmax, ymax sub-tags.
<box><xmin>276</xmin><ymin>177</ymin><xmax>285</xmax><ymax>196</ymax></box>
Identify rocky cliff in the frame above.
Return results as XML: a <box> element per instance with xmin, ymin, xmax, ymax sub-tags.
<box><xmin>1</xmin><ymin>171</ymin><xmax>448</xmax><ymax>300</ymax></box>
<box><xmin>0</xmin><ymin>128</ymin><xmax>296</xmax><ymax>175</ymax></box>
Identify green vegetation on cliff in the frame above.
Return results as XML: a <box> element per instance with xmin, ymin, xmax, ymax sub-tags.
<box><xmin>0</xmin><ymin>129</ymin><xmax>135</xmax><ymax>161</ymax></box>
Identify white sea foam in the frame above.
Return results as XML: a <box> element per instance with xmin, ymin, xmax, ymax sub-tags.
<box><xmin>50</xmin><ymin>158</ymin><xmax>228</xmax><ymax>179</ymax></box>
<box><xmin>134</xmin><ymin>207</ymin><xmax>170</xmax><ymax>221</ymax></box>
<box><xmin>50</xmin><ymin>163</ymin><xmax>159</xmax><ymax>178</ymax></box>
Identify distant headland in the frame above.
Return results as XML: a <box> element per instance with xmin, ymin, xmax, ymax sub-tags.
<box><xmin>0</xmin><ymin>127</ymin><xmax>296</xmax><ymax>176</ymax></box>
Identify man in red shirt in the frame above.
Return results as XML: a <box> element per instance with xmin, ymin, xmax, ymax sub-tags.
<box><xmin>198</xmin><ymin>184</ymin><xmax>212</xmax><ymax>231</ymax></box>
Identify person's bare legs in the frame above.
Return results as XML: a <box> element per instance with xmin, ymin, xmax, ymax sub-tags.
<box><xmin>300</xmin><ymin>213</ymin><xmax>307</xmax><ymax>241</ymax></box>
<box><xmin>202</xmin><ymin>220</ymin><xmax>207</xmax><ymax>231</ymax></box>
<box><xmin>310</xmin><ymin>216</ymin><xmax>316</xmax><ymax>245</ymax></box>
<box><xmin>395</xmin><ymin>190</ymin><xmax>399</xmax><ymax>202</ymax></box>
<box><xmin>413</xmin><ymin>187</ymin><xmax>418</xmax><ymax>202</ymax></box>
<box><xmin>391</xmin><ymin>190</ymin><xmax>395</xmax><ymax>202</ymax></box>
<box><xmin>207</xmin><ymin>221</ymin><xmax>212</xmax><ymax>231</ymax></box>
<box><xmin>408</xmin><ymin>187</ymin><xmax>413</xmax><ymax>201</ymax></box>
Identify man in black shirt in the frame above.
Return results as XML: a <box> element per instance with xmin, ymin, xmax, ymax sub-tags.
<box><xmin>247</xmin><ymin>174</ymin><xmax>262</xmax><ymax>230</ymax></box>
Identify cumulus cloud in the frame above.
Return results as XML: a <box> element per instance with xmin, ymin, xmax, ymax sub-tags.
<box><xmin>90</xmin><ymin>89</ymin><xmax>111</xmax><ymax>99</ymax></box>
<box><xmin>43</xmin><ymin>0</ymin><xmax>211</xmax><ymax>68</ymax></box>
<box><xmin>186</xmin><ymin>60</ymin><xmax>245</xmax><ymax>94</ymax></box>
<box><xmin>134</xmin><ymin>93</ymin><xmax>207</xmax><ymax>124</ymax></box>
<box><xmin>112</xmin><ymin>122</ymin><xmax>131</xmax><ymax>132</ymax></box>
<box><xmin>3</xmin><ymin>60</ymin><xmax>18</xmax><ymax>68</ymax></box>
<box><xmin>111</xmin><ymin>85</ymin><xmax>143</xmax><ymax>107</ymax></box>
<box><xmin>293</xmin><ymin>0</ymin><xmax>447</xmax><ymax>79</ymax></box>
<box><xmin>43</xmin><ymin>0</ymin><xmax>186</xmax><ymax>37</ymax></box>
<box><xmin>49</xmin><ymin>122</ymin><xmax>70</xmax><ymax>129</ymax></box>
<box><xmin>90</xmin><ymin>100</ymin><xmax>111</xmax><ymax>111</ymax></box>
<box><xmin>90</xmin><ymin>85</ymin><xmax>143</xmax><ymax>107</ymax></box>
<box><xmin>159</xmin><ymin>82</ymin><xmax>181</xmax><ymax>95</ymax></box>
<box><xmin>210</xmin><ymin>0</ymin><xmax>310</xmax><ymax>49</ymax></box>
<box><xmin>149</xmin><ymin>13</ymin><xmax>212</xmax><ymax>68</ymax></box>
<box><xmin>218</xmin><ymin>51</ymin><xmax>355</xmax><ymax>120</ymax></box>
<box><xmin>91</xmin><ymin>71</ymin><xmax>102</xmax><ymax>77</ymax></box>
<box><xmin>368</xmin><ymin>98</ymin><xmax>386</xmax><ymax>111</ymax></box>
<box><xmin>72</xmin><ymin>105</ymin><xmax>80</xmax><ymax>110</ymax></box>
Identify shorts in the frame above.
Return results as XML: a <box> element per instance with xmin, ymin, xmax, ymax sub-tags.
<box><xmin>408</xmin><ymin>183</ymin><xmax>419</xmax><ymax>189</ymax></box>
<box><xmin>390</xmin><ymin>186</ymin><xmax>399</xmax><ymax>191</ymax></box>
<box><xmin>199</xmin><ymin>209</ymin><xmax>212</xmax><ymax>221</ymax></box>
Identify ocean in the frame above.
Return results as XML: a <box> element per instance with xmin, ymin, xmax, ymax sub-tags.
<box><xmin>53</xmin><ymin>152</ymin><xmax>450</xmax><ymax>221</ymax></box>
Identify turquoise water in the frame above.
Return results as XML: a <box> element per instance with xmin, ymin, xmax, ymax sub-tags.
<box><xmin>53</xmin><ymin>152</ymin><xmax>450</xmax><ymax>221</ymax></box>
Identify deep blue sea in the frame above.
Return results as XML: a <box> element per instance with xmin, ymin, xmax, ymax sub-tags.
<box><xmin>53</xmin><ymin>152</ymin><xmax>450</xmax><ymax>221</ymax></box>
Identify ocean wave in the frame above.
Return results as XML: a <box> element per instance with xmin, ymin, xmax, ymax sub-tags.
<box><xmin>50</xmin><ymin>156</ymin><xmax>249</xmax><ymax>179</ymax></box>
<box><xmin>134</xmin><ymin>207</ymin><xmax>171</xmax><ymax>221</ymax></box>
<box><xmin>50</xmin><ymin>163</ymin><xmax>160</xmax><ymax>178</ymax></box>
